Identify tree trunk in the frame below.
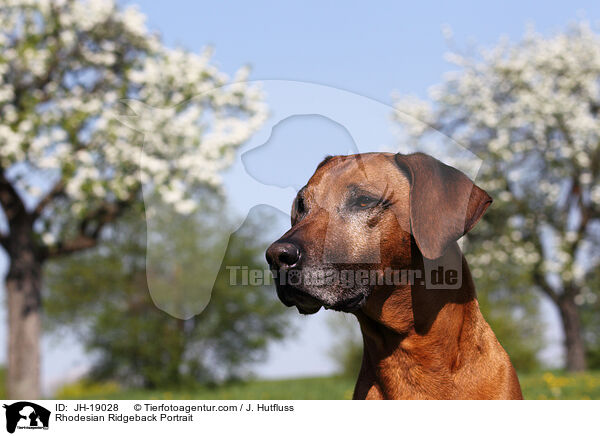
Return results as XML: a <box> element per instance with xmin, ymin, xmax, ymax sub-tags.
<box><xmin>6</xmin><ymin>221</ymin><xmax>42</xmax><ymax>399</ymax></box>
<box><xmin>557</xmin><ymin>295</ymin><xmax>586</xmax><ymax>372</ymax></box>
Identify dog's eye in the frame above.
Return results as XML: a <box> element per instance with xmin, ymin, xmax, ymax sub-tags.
<box><xmin>292</xmin><ymin>196</ymin><xmax>307</xmax><ymax>226</ymax></box>
<box><xmin>353</xmin><ymin>195</ymin><xmax>379</xmax><ymax>209</ymax></box>
<box><xmin>296</xmin><ymin>197</ymin><xmax>305</xmax><ymax>214</ymax></box>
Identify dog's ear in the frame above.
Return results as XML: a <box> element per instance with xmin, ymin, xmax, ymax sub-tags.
<box><xmin>394</xmin><ymin>152</ymin><xmax>492</xmax><ymax>260</ymax></box>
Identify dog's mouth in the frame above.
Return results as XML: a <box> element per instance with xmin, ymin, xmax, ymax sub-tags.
<box><xmin>275</xmin><ymin>283</ymin><xmax>367</xmax><ymax>314</ymax></box>
<box><xmin>325</xmin><ymin>293</ymin><xmax>366</xmax><ymax>312</ymax></box>
<box><xmin>270</xmin><ymin>264</ymin><xmax>372</xmax><ymax>314</ymax></box>
<box><xmin>276</xmin><ymin>285</ymin><xmax>323</xmax><ymax>314</ymax></box>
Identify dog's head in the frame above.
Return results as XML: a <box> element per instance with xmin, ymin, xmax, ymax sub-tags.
<box><xmin>266</xmin><ymin>152</ymin><xmax>491</xmax><ymax>314</ymax></box>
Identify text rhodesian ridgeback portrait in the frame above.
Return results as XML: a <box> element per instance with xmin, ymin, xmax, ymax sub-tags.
<box><xmin>266</xmin><ymin>152</ymin><xmax>523</xmax><ymax>400</ymax></box>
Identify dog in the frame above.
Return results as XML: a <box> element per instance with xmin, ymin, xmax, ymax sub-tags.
<box><xmin>266</xmin><ymin>152</ymin><xmax>523</xmax><ymax>399</ymax></box>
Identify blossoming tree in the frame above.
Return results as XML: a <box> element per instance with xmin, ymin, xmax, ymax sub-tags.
<box><xmin>0</xmin><ymin>0</ymin><xmax>266</xmax><ymax>398</ymax></box>
<box><xmin>393</xmin><ymin>23</ymin><xmax>600</xmax><ymax>372</ymax></box>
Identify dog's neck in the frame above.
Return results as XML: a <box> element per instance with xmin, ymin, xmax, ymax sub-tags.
<box><xmin>353</xmin><ymin>244</ymin><xmax>485</xmax><ymax>399</ymax></box>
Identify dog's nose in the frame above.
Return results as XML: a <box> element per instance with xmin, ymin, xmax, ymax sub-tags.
<box><xmin>266</xmin><ymin>242</ymin><xmax>300</xmax><ymax>269</ymax></box>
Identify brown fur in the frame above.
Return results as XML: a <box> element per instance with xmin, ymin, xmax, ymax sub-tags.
<box><xmin>266</xmin><ymin>152</ymin><xmax>523</xmax><ymax>399</ymax></box>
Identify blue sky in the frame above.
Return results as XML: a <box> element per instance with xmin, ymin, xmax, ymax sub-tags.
<box><xmin>130</xmin><ymin>1</ymin><xmax>600</xmax><ymax>102</ymax></box>
<box><xmin>7</xmin><ymin>0</ymin><xmax>600</xmax><ymax>391</ymax></box>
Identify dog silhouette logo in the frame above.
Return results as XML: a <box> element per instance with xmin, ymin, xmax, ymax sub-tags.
<box><xmin>3</xmin><ymin>402</ymin><xmax>50</xmax><ymax>433</ymax></box>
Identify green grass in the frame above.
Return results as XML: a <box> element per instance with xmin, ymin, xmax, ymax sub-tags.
<box><xmin>55</xmin><ymin>370</ymin><xmax>600</xmax><ymax>400</ymax></box>
<box><xmin>55</xmin><ymin>375</ymin><xmax>356</xmax><ymax>400</ymax></box>
<box><xmin>518</xmin><ymin>370</ymin><xmax>600</xmax><ymax>400</ymax></box>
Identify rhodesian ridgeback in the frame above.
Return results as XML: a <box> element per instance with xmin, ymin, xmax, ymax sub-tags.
<box><xmin>266</xmin><ymin>152</ymin><xmax>523</xmax><ymax>399</ymax></box>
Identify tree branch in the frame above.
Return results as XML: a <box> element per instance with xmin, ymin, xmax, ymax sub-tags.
<box><xmin>45</xmin><ymin>197</ymin><xmax>134</xmax><ymax>259</ymax></box>
<box><xmin>45</xmin><ymin>234</ymin><xmax>97</xmax><ymax>258</ymax></box>
<box><xmin>532</xmin><ymin>268</ymin><xmax>559</xmax><ymax>303</ymax></box>
<box><xmin>33</xmin><ymin>180</ymin><xmax>65</xmax><ymax>218</ymax></box>
<box><xmin>530</xmin><ymin>225</ymin><xmax>561</xmax><ymax>303</ymax></box>
<box><xmin>0</xmin><ymin>234</ymin><xmax>9</xmax><ymax>251</ymax></box>
<box><xmin>0</xmin><ymin>169</ymin><xmax>27</xmax><ymax>222</ymax></box>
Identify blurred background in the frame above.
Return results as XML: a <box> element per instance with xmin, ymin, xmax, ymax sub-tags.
<box><xmin>0</xmin><ymin>0</ymin><xmax>599</xmax><ymax>400</ymax></box>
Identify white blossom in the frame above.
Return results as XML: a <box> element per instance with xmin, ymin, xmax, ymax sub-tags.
<box><xmin>393</xmin><ymin>21</ymin><xmax>600</xmax><ymax>298</ymax></box>
<box><xmin>0</xmin><ymin>0</ymin><xmax>266</xmax><ymax>245</ymax></box>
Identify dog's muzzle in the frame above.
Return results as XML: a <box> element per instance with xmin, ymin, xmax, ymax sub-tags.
<box><xmin>266</xmin><ymin>241</ymin><xmax>322</xmax><ymax>314</ymax></box>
